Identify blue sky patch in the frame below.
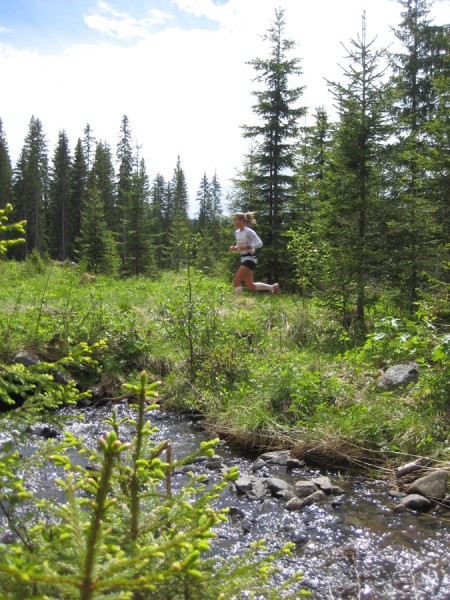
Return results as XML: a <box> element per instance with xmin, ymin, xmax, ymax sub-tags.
<box><xmin>0</xmin><ymin>0</ymin><xmax>223</xmax><ymax>53</ymax></box>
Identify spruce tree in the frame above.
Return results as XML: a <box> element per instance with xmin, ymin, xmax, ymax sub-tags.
<box><xmin>242</xmin><ymin>8</ymin><xmax>305</xmax><ymax>282</ymax></box>
<box><xmin>321</xmin><ymin>13</ymin><xmax>390</xmax><ymax>334</ymax></box>
<box><xmin>116</xmin><ymin>115</ymin><xmax>134</xmax><ymax>267</ymax></box>
<box><xmin>209</xmin><ymin>172</ymin><xmax>224</xmax><ymax>258</ymax></box>
<box><xmin>296</xmin><ymin>106</ymin><xmax>332</xmax><ymax>224</ymax></box>
<box><xmin>90</xmin><ymin>141</ymin><xmax>116</xmax><ymax>230</ymax></box>
<box><xmin>12</xmin><ymin>116</ymin><xmax>49</xmax><ymax>258</ymax></box>
<box><xmin>0</xmin><ymin>119</ymin><xmax>13</xmax><ymax>209</ymax></box>
<box><xmin>166</xmin><ymin>156</ymin><xmax>191</xmax><ymax>270</ymax></box>
<box><xmin>423</xmin><ymin>50</ymin><xmax>450</xmax><ymax>264</ymax></box>
<box><xmin>149</xmin><ymin>173</ymin><xmax>168</xmax><ymax>269</ymax></box>
<box><xmin>230</xmin><ymin>145</ymin><xmax>260</xmax><ymax>214</ymax></box>
<box><xmin>196</xmin><ymin>173</ymin><xmax>212</xmax><ymax>231</ymax></box>
<box><xmin>48</xmin><ymin>131</ymin><xmax>72</xmax><ymax>261</ymax></box>
<box><xmin>387</xmin><ymin>0</ymin><xmax>449</xmax><ymax>309</ymax></box>
<box><xmin>286</xmin><ymin>108</ymin><xmax>333</xmax><ymax>297</ymax></box>
<box><xmin>123</xmin><ymin>153</ymin><xmax>154</xmax><ymax>276</ymax></box>
<box><xmin>194</xmin><ymin>174</ymin><xmax>214</xmax><ymax>272</ymax></box>
<box><xmin>195</xmin><ymin>172</ymin><xmax>224</xmax><ymax>270</ymax></box>
<box><xmin>70</xmin><ymin>139</ymin><xmax>88</xmax><ymax>260</ymax></box>
<box><xmin>82</xmin><ymin>123</ymin><xmax>96</xmax><ymax>174</ymax></box>
<box><xmin>76</xmin><ymin>185</ymin><xmax>119</xmax><ymax>276</ymax></box>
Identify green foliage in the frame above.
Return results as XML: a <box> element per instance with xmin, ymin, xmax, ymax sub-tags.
<box><xmin>0</xmin><ymin>260</ymin><xmax>448</xmax><ymax>467</ymax></box>
<box><xmin>0</xmin><ymin>204</ymin><xmax>26</xmax><ymax>257</ymax></box>
<box><xmin>76</xmin><ymin>186</ymin><xmax>120</xmax><ymax>276</ymax></box>
<box><xmin>240</xmin><ymin>8</ymin><xmax>305</xmax><ymax>283</ymax></box>
<box><xmin>229</xmin><ymin>352</ymin><xmax>352</xmax><ymax>427</ymax></box>
<box><xmin>0</xmin><ymin>341</ymin><xmax>102</xmax><ymax>412</ymax></box>
<box><xmin>411</xmin><ymin>334</ymin><xmax>450</xmax><ymax>413</ymax></box>
<box><xmin>287</xmin><ymin>227</ymin><xmax>328</xmax><ymax>297</ymax></box>
<box><xmin>359</xmin><ymin>315</ymin><xmax>435</xmax><ymax>367</ymax></box>
<box><xmin>0</xmin><ymin>371</ymin><xmax>307</xmax><ymax>599</ymax></box>
<box><xmin>26</xmin><ymin>247</ymin><xmax>50</xmax><ymax>274</ymax></box>
<box><xmin>157</xmin><ymin>271</ymin><xmax>229</xmax><ymax>380</ymax></box>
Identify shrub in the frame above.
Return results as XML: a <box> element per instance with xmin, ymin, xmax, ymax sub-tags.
<box><xmin>0</xmin><ymin>371</ymin><xmax>308</xmax><ymax>599</ymax></box>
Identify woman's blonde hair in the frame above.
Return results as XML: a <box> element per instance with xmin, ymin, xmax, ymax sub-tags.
<box><xmin>235</xmin><ymin>212</ymin><xmax>256</xmax><ymax>226</ymax></box>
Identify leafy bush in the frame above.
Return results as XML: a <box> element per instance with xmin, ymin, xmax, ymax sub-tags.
<box><xmin>0</xmin><ymin>204</ymin><xmax>26</xmax><ymax>258</ymax></box>
<box><xmin>359</xmin><ymin>316</ymin><xmax>436</xmax><ymax>367</ymax></box>
<box><xmin>411</xmin><ymin>334</ymin><xmax>450</xmax><ymax>414</ymax></box>
<box><xmin>0</xmin><ymin>341</ymin><xmax>102</xmax><ymax>413</ymax></box>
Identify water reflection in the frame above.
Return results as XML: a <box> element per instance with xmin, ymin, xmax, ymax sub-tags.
<box><xmin>1</xmin><ymin>402</ymin><xmax>449</xmax><ymax>599</ymax></box>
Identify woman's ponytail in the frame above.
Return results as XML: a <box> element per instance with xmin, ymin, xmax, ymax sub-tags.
<box><xmin>244</xmin><ymin>212</ymin><xmax>256</xmax><ymax>226</ymax></box>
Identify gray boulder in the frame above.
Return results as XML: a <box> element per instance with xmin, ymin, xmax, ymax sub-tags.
<box><xmin>398</xmin><ymin>494</ymin><xmax>433</xmax><ymax>511</ymax></box>
<box><xmin>285</xmin><ymin>497</ymin><xmax>305</xmax><ymax>512</ymax></box>
<box><xmin>286</xmin><ymin>489</ymin><xmax>327</xmax><ymax>512</ymax></box>
<box><xmin>246</xmin><ymin>479</ymin><xmax>267</xmax><ymax>501</ymax></box>
<box><xmin>303</xmin><ymin>489</ymin><xmax>327</xmax><ymax>505</ymax></box>
<box><xmin>13</xmin><ymin>352</ymin><xmax>39</xmax><ymax>367</ymax></box>
<box><xmin>295</xmin><ymin>481</ymin><xmax>318</xmax><ymax>498</ymax></box>
<box><xmin>311</xmin><ymin>476</ymin><xmax>333</xmax><ymax>494</ymax></box>
<box><xmin>377</xmin><ymin>362</ymin><xmax>420</xmax><ymax>391</ymax></box>
<box><xmin>235</xmin><ymin>476</ymin><xmax>268</xmax><ymax>501</ymax></box>
<box><xmin>235</xmin><ymin>477</ymin><xmax>254</xmax><ymax>494</ymax></box>
<box><xmin>258</xmin><ymin>450</ymin><xmax>291</xmax><ymax>465</ymax></box>
<box><xmin>407</xmin><ymin>469</ymin><xmax>448</xmax><ymax>500</ymax></box>
<box><xmin>266</xmin><ymin>477</ymin><xmax>295</xmax><ymax>496</ymax></box>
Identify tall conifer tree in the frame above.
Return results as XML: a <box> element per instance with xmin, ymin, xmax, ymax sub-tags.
<box><xmin>196</xmin><ymin>174</ymin><xmax>212</xmax><ymax>231</ymax></box>
<box><xmin>70</xmin><ymin>139</ymin><xmax>88</xmax><ymax>259</ymax></box>
<box><xmin>242</xmin><ymin>8</ymin><xmax>305</xmax><ymax>282</ymax></box>
<box><xmin>387</xmin><ymin>0</ymin><xmax>448</xmax><ymax>308</ymax></box>
<box><xmin>149</xmin><ymin>173</ymin><xmax>168</xmax><ymax>269</ymax></box>
<box><xmin>321</xmin><ymin>13</ymin><xmax>389</xmax><ymax>333</ymax></box>
<box><xmin>296</xmin><ymin>107</ymin><xmax>332</xmax><ymax>222</ymax></box>
<box><xmin>0</xmin><ymin>119</ymin><xmax>13</xmax><ymax>209</ymax></box>
<box><xmin>82</xmin><ymin>124</ymin><xmax>96</xmax><ymax>174</ymax></box>
<box><xmin>48</xmin><ymin>131</ymin><xmax>72</xmax><ymax>261</ymax></box>
<box><xmin>123</xmin><ymin>151</ymin><xmax>154</xmax><ymax>276</ymax></box>
<box><xmin>12</xmin><ymin>116</ymin><xmax>48</xmax><ymax>257</ymax></box>
<box><xmin>209</xmin><ymin>172</ymin><xmax>224</xmax><ymax>256</ymax></box>
<box><xmin>166</xmin><ymin>156</ymin><xmax>190</xmax><ymax>269</ymax></box>
<box><xmin>76</xmin><ymin>185</ymin><xmax>119</xmax><ymax>276</ymax></box>
<box><xmin>90</xmin><ymin>141</ymin><xmax>116</xmax><ymax>230</ymax></box>
<box><xmin>230</xmin><ymin>145</ymin><xmax>259</xmax><ymax>214</ymax></box>
<box><xmin>423</xmin><ymin>48</ymin><xmax>450</xmax><ymax>260</ymax></box>
<box><xmin>116</xmin><ymin>115</ymin><xmax>134</xmax><ymax>267</ymax></box>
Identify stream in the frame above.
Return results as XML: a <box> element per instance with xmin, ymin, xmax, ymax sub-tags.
<box><xmin>1</xmin><ymin>401</ymin><xmax>449</xmax><ymax>600</ymax></box>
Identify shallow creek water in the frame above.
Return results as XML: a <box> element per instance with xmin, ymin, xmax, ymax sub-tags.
<box><xmin>1</xmin><ymin>402</ymin><xmax>449</xmax><ymax>600</ymax></box>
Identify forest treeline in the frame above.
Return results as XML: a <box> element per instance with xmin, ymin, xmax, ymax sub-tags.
<box><xmin>0</xmin><ymin>0</ymin><xmax>448</xmax><ymax>337</ymax></box>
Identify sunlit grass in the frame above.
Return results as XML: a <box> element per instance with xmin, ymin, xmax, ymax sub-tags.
<box><xmin>1</xmin><ymin>258</ymin><xmax>448</xmax><ymax>469</ymax></box>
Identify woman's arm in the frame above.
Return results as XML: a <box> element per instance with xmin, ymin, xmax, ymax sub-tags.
<box><xmin>247</xmin><ymin>229</ymin><xmax>263</xmax><ymax>250</ymax></box>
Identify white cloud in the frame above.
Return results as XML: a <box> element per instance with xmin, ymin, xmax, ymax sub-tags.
<box><xmin>170</xmin><ymin>0</ymin><xmax>236</xmax><ymax>22</ymax></box>
<box><xmin>84</xmin><ymin>2</ymin><xmax>173</xmax><ymax>41</ymax></box>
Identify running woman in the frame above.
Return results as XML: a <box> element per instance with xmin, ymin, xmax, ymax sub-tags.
<box><xmin>229</xmin><ymin>212</ymin><xmax>280</xmax><ymax>297</ymax></box>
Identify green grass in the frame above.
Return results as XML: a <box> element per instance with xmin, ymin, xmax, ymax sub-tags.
<box><xmin>1</xmin><ymin>258</ymin><xmax>449</xmax><ymax>470</ymax></box>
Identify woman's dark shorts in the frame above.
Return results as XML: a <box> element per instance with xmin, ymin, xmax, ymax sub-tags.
<box><xmin>241</xmin><ymin>259</ymin><xmax>256</xmax><ymax>270</ymax></box>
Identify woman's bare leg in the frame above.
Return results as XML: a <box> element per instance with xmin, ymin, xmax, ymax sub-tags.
<box><xmin>234</xmin><ymin>265</ymin><xmax>256</xmax><ymax>292</ymax></box>
<box><xmin>234</xmin><ymin>265</ymin><xmax>279</xmax><ymax>295</ymax></box>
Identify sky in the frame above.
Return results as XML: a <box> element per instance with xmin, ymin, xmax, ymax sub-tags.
<box><xmin>0</xmin><ymin>0</ymin><xmax>448</xmax><ymax>215</ymax></box>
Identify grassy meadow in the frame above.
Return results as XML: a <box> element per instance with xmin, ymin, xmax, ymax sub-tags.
<box><xmin>1</xmin><ymin>256</ymin><xmax>449</xmax><ymax>472</ymax></box>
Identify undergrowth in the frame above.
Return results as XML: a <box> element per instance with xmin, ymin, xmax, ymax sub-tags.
<box><xmin>0</xmin><ymin>258</ymin><xmax>449</xmax><ymax>469</ymax></box>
